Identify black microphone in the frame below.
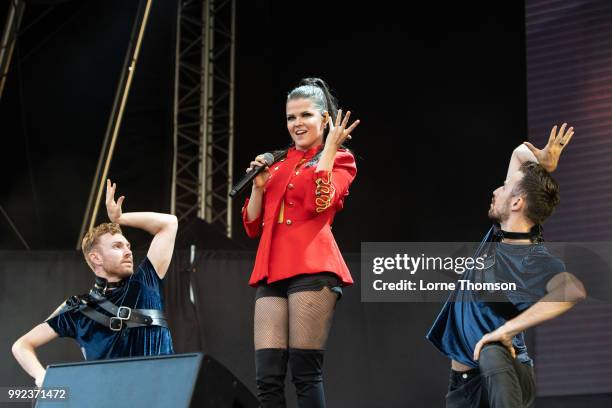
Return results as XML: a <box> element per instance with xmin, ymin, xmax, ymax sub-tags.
<box><xmin>229</xmin><ymin>152</ymin><xmax>281</xmax><ymax>197</ymax></box>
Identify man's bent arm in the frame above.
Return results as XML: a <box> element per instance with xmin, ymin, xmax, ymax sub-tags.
<box><xmin>474</xmin><ymin>272</ymin><xmax>586</xmax><ymax>359</ymax></box>
<box><xmin>501</xmin><ymin>272</ymin><xmax>586</xmax><ymax>335</ymax></box>
<box><xmin>114</xmin><ymin>212</ymin><xmax>178</xmax><ymax>236</ymax></box>
<box><xmin>106</xmin><ymin>179</ymin><xmax>178</xmax><ymax>279</ymax></box>
<box><xmin>506</xmin><ymin>144</ymin><xmax>537</xmax><ymax>182</ymax></box>
<box><xmin>116</xmin><ymin>212</ymin><xmax>178</xmax><ymax>279</ymax></box>
<box><xmin>12</xmin><ymin>323</ymin><xmax>59</xmax><ymax>386</ymax></box>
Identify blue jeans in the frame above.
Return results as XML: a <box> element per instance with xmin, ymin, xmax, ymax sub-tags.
<box><xmin>445</xmin><ymin>344</ymin><xmax>535</xmax><ymax>408</ymax></box>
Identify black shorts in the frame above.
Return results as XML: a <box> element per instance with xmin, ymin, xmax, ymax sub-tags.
<box><xmin>255</xmin><ymin>272</ymin><xmax>343</xmax><ymax>301</ymax></box>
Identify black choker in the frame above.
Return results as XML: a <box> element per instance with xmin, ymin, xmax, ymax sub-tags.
<box><xmin>92</xmin><ymin>276</ymin><xmax>125</xmax><ymax>296</ymax></box>
<box><xmin>492</xmin><ymin>224</ymin><xmax>543</xmax><ymax>243</ymax></box>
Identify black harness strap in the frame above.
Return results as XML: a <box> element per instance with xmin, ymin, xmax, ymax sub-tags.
<box><xmin>60</xmin><ymin>291</ymin><xmax>169</xmax><ymax>332</ymax></box>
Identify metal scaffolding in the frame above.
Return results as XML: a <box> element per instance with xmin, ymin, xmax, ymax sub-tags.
<box><xmin>172</xmin><ymin>0</ymin><xmax>235</xmax><ymax>238</ymax></box>
<box><xmin>0</xmin><ymin>0</ymin><xmax>25</xmax><ymax>100</ymax></box>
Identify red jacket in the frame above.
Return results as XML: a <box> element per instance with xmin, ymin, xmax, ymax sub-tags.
<box><xmin>242</xmin><ymin>145</ymin><xmax>356</xmax><ymax>286</ymax></box>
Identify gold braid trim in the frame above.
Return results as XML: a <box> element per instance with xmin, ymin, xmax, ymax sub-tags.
<box><xmin>315</xmin><ymin>171</ymin><xmax>335</xmax><ymax>213</ymax></box>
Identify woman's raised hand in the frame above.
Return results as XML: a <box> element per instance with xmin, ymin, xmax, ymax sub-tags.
<box><xmin>325</xmin><ymin>109</ymin><xmax>360</xmax><ymax>151</ymax></box>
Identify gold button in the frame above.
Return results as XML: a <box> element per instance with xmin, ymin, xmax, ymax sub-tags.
<box><xmin>288</xmin><ymin>183</ymin><xmax>294</xmax><ymax>190</ymax></box>
<box><xmin>295</xmin><ymin>171</ymin><xmax>299</xmax><ymax>175</ymax></box>
<box><xmin>286</xmin><ymin>219</ymin><xmax>292</xmax><ymax>225</ymax></box>
<box><xmin>288</xmin><ymin>201</ymin><xmax>294</xmax><ymax>207</ymax></box>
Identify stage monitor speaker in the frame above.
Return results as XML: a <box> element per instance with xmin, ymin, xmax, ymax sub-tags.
<box><xmin>36</xmin><ymin>352</ymin><xmax>258</xmax><ymax>408</ymax></box>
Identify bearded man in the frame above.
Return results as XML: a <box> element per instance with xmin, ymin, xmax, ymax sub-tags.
<box><xmin>427</xmin><ymin>124</ymin><xmax>586</xmax><ymax>408</ymax></box>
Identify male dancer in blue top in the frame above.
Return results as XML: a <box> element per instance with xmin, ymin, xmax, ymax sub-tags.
<box><xmin>12</xmin><ymin>179</ymin><xmax>178</xmax><ymax>387</ymax></box>
<box><xmin>427</xmin><ymin>124</ymin><xmax>586</xmax><ymax>407</ymax></box>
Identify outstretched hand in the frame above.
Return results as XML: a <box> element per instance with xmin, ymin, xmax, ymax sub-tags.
<box><xmin>523</xmin><ymin>123</ymin><xmax>574</xmax><ymax>173</ymax></box>
<box><xmin>324</xmin><ymin>109</ymin><xmax>360</xmax><ymax>151</ymax></box>
<box><xmin>105</xmin><ymin>179</ymin><xmax>125</xmax><ymax>223</ymax></box>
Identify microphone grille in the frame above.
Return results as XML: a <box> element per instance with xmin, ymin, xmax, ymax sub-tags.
<box><xmin>262</xmin><ymin>152</ymin><xmax>275</xmax><ymax>165</ymax></box>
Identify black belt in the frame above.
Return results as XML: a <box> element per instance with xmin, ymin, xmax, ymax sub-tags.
<box><xmin>62</xmin><ymin>293</ymin><xmax>169</xmax><ymax>332</ymax></box>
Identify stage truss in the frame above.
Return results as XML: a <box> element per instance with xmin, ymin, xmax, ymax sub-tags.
<box><xmin>172</xmin><ymin>0</ymin><xmax>236</xmax><ymax>238</ymax></box>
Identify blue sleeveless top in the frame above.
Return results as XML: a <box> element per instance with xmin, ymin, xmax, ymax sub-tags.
<box><xmin>46</xmin><ymin>257</ymin><xmax>174</xmax><ymax>360</ymax></box>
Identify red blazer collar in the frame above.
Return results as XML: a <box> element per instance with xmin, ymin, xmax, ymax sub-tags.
<box><xmin>287</xmin><ymin>144</ymin><xmax>323</xmax><ymax>160</ymax></box>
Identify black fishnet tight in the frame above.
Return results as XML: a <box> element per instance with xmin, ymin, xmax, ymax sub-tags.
<box><xmin>254</xmin><ymin>287</ymin><xmax>337</xmax><ymax>350</ymax></box>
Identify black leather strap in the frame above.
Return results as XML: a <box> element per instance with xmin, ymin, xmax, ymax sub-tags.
<box><xmin>88</xmin><ymin>291</ymin><xmax>167</xmax><ymax>324</ymax></box>
<box><xmin>79</xmin><ymin>306</ymin><xmax>169</xmax><ymax>331</ymax></box>
<box><xmin>58</xmin><ymin>292</ymin><xmax>168</xmax><ymax>331</ymax></box>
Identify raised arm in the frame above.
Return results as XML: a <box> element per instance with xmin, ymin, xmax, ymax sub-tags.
<box><xmin>506</xmin><ymin>123</ymin><xmax>574</xmax><ymax>180</ymax></box>
<box><xmin>473</xmin><ymin>271</ymin><xmax>586</xmax><ymax>360</ymax></box>
<box><xmin>106</xmin><ymin>179</ymin><xmax>178</xmax><ymax>279</ymax></box>
<box><xmin>506</xmin><ymin>144</ymin><xmax>537</xmax><ymax>182</ymax></box>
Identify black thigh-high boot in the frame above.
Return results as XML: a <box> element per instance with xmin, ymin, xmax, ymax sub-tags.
<box><xmin>288</xmin><ymin>348</ymin><xmax>326</xmax><ymax>408</ymax></box>
<box><xmin>255</xmin><ymin>348</ymin><xmax>288</xmax><ymax>408</ymax></box>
